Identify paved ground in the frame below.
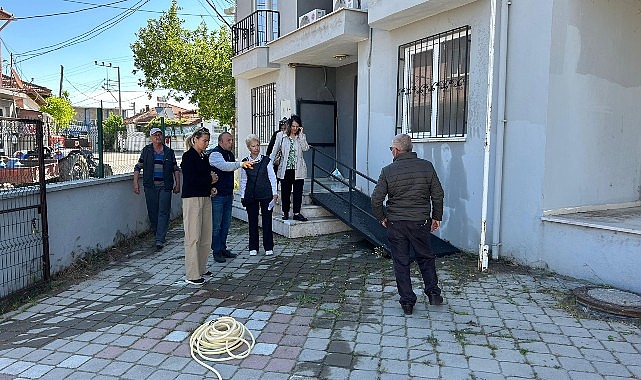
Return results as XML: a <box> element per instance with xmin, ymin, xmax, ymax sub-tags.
<box><xmin>1</xmin><ymin>220</ymin><xmax>640</xmax><ymax>379</ymax></box>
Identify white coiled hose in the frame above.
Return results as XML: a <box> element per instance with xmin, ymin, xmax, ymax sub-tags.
<box><xmin>189</xmin><ymin>316</ymin><xmax>256</xmax><ymax>380</ymax></box>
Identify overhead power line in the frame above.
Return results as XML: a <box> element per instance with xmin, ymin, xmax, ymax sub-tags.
<box><xmin>14</xmin><ymin>0</ymin><xmax>131</xmax><ymax>20</ymax></box>
<box><xmin>14</xmin><ymin>0</ymin><xmax>150</xmax><ymax>63</ymax></box>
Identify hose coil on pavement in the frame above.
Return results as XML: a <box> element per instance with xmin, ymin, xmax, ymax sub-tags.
<box><xmin>190</xmin><ymin>316</ymin><xmax>256</xmax><ymax>380</ymax></box>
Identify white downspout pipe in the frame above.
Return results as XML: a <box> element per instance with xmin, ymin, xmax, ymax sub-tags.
<box><xmin>479</xmin><ymin>0</ymin><xmax>499</xmax><ymax>272</ymax></box>
<box><xmin>491</xmin><ymin>0</ymin><xmax>510</xmax><ymax>260</ymax></box>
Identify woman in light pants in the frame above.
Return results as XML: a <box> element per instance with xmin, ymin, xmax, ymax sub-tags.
<box><xmin>180</xmin><ymin>127</ymin><xmax>218</xmax><ymax>285</ymax></box>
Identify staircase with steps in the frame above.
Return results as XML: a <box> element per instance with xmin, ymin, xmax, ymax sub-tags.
<box><xmin>231</xmin><ymin>177</ymin><xmax>351</xmax><ymax>238</ymax></box>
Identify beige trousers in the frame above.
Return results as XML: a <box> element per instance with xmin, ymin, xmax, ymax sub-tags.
<box><xmin>183</xmin><ymin>197</ymin><xmax>212</xmax><ymax>280</ymax></box>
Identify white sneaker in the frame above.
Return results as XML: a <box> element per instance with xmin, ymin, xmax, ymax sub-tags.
<box><xmin>249</xmin><ymin>250</ymin><xmax>257</xmax><ymax>256</ymax></box>
<box><xmin>265</xmin><ymin>250</ymin><xmax>273</xmax><ymax>256</ymax></box>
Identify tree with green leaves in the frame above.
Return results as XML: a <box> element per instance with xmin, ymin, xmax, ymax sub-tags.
<box><xmin>102</xmin><ymin>114</ymin><xmax>126</xmax><ymax>151</ymax></box>
<box><xmin>131</xmin><ymin>1</ymin><xmax>235</xmax><ymax>125</ymax></box>
<box><xmin>40</xmin><ymin>91</ymin><xmax>76</xmax><ymax>134</ymax></box>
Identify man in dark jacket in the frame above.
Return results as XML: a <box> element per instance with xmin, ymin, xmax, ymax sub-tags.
<box><xmin>133</xmin><ymin>127</ymin><xmax>181</xmax><ymax>250</ymax></box>
<box><xmin>371</xmin><ymin>133</ymin><xmax>445</xmax><ymax>316</ymax></box>
<box><xmin>208</xmin><ymin>132</ymin><xmax>254</xmax><ymax>263</ymax></box>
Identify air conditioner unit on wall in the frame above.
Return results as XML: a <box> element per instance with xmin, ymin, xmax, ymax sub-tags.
<box><xmin>333</xmin><ymin>0</ymin><xmax>359</xmax><ymax>11</ymax></box>
<box><xmin>299</xmin><ymin>9</ymin><xmax>326</xmax><ymax>27</ymax></box>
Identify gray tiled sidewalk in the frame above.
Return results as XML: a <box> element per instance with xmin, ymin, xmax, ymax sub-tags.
<box><xmin>1</xmin><ymin>220</ymin><xmax>640</xmax><ymax>379</ymax></box>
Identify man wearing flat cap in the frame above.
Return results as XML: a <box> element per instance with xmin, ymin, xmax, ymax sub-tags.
<box><xmin>133</xmin><ymin>127</ymin><xmax>181</xmax><ymax>250</ymax></box>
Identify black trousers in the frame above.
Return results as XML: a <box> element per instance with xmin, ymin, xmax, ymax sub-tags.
<box><xmin>245</xmin><ymin>198</ymin><xmax>274</xmax><ymax>251</ymax></box>
<box><xmin>387</xmin><ymin>219</ymin><xmax>440</xmax><ymax>306</ymax></box>
<box><xmin>280</xmin><ymin>169</ymin><xmax>304</xmax><ymax>214</ymax></box>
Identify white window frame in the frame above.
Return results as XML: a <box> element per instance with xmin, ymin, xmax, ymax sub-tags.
<box><xmin>398</xmin><ymin>26</ymin><xmax>470</xmax><ymax>141</ymax></box>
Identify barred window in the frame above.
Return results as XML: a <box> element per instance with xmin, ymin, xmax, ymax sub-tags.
<box><xmin>251</xmin><ymin>82</ymin><xmax>276</xmax><ymax>144</ymax></box>
<box><xmin>396</xmin><ymin>26</ymin><xmax>470</xmax><ymax>139</ymax></box>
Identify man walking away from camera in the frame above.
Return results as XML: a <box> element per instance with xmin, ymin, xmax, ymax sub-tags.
<box><xmin>371</xmin><ymin>133</ymin><xmax>445</xmax><ymax>316</ymax></box>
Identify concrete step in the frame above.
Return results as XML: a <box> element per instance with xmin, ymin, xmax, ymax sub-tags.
<box><xmin>231</xmin><ymin>189</ymin><xmax>351</xmax><ymax>238</ymax></box>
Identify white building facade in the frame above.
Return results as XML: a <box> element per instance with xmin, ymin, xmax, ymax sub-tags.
<box><xmin>231</xmin><ymin>0</ymin><xmax>641</xmax><ymax>294</ymax></box>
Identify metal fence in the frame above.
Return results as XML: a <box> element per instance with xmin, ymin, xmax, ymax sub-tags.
<box><xmin>1</xmin><ymin>118</ymin><xmax>50</xmax><ymax>300</ymax></box>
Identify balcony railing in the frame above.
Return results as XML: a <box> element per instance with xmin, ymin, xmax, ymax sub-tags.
<box><xmin>232</xmin><ymin>10</ymin><xmax>280</xmax><ymax>56</ymax></box>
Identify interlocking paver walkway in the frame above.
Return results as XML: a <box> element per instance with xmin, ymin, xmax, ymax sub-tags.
<box><xmin>1</xmin><ymin>220</ymin><xmax>640</xmax><ymax>379</ymax></box>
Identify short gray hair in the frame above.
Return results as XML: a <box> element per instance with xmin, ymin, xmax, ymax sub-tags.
<box><xmin>245</xmin><ymin>134</ymin><xmax>260</xmax><ymax>148</ymax></box>
<box><xmin>392</xmin><ymin>134</ymin><xmax>413</xmax><ymax>152</ymax></box>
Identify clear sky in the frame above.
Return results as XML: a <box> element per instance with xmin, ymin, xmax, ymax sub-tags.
<box><xmin>0</xmin><ymin>0</ymin><xmax>234</xmax><ymax>115</ymax></box>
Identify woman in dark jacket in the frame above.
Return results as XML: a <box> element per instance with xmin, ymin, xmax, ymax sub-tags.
<box><xmin>240</xmin><ymin>134</ymin><xmax>278</xmax><ymax>256</ymax></box>
<box><xmin>180</xmin><ymin>127</ymin><xmax>218</xmax><ymax>285</ymax></box>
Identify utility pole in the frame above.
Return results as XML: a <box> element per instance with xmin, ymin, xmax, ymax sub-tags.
<box><xmin>94</xmin><ymin>61</ymin><xmax>121</xmax><ymax>118</ymax></box>
<box><xmin>59</xmin><ymin>65</ymin><xmax>63</xmax><ymax>97</ymax></box>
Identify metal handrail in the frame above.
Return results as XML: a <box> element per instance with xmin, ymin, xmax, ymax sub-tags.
<box><xmin>232</xmin><ymin>10</ymin><xmax>280</xmax><ymax>56</ymax></box>
<box><xmin>309</xmin><ymin>146</ymin><xmax>379</xmax><ymax>226</ymax></box>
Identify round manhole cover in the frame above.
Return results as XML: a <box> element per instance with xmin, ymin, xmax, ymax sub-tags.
<box><xmin>573</xmin><ymin>286</ymin><xmax>641</xmax><ymax>319</ymax></box>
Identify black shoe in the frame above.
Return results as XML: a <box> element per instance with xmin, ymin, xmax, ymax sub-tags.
<box><xmin>222</xmin><ymin>249</ymin><xmax>237</xmax><ymax>258</ymax></box>
<box><xmin>283</xmin><ymin>212</ymin><xmax>289</xmax><ymax>220</ymax></box>
<box><xmin>401</xmin><ymin>304</ymin><xmax>414</xmax><ymax>315</ymax></box>
<box><xmin>428</xmin><ymin>293</ymin><xmax>444</xmax><ymax>305</ymax></box>
<box><xmin>212</xmin><ymin>251</ymin><xmax>226</xmax><ymax>263</ymax></box>
<box><xmin>203</xmin><ymin>271</ymin><xmax>213</xmax><ymax>276</ymax></box>
<box><xmin>185</xmin><ymin>278</ymin><xmax>205</xmax><ymax>285</ymax></box>
<box><xmin>293</xmin><ymin>213</ymin><xmax>308</xmax><ymax>222</ymax></box>
<box><xmin>155</xmin><ymin>244</ymin><xmax>163</xmax><ymax>251</ymax></box>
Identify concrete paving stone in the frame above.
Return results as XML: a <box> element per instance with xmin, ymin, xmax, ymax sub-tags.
<box><xmin>499</xmin><ymin>361</ymin><xmax>535</xmax><ymax>378</ymax></box>
<box><xmin>76</xmin><ymin>357</ymin><xmax>112</xmax><ymax>373</ymax></box>
<box><xmin>533</xmin><ymin>365</ymin><xmax>571</xmax><ymax>380</ymax></box>
<box><xmin>92</xmin><ymin>333</ymin><xmax>121</xmax><ymax>344</ymax></box>
<box><xmin>131</xmin><ymin>337</ymin><xmax>160</xmax><ymax>350</ymax></box>
<box><xmin>612</xmin><ymin>351</ymin><xmax>641</xmax><ymax>366</ymax></box>
<box><xmin>58</xmin><ymin>354</ymin><xmax>91</xmax><ymax>368</ymax></box>
<box><xmin>125</xmin><ymin>325</ymin><xmax>153</xmax><ymax>336</ymax></box>
<box><xmin>38</xmin><ymin>367</ymin><xmax>75</xmax><ymax>380</ymax></box>
<box><xmin>286</xmin><ymin>324</ymin><xmax>312</xmax><ymax>336</ymax></box>
<box><xmin>380</xmin><ymin>335</ymin><xmax>408</xmax><ymax>348</ymax></box>
<box><xmin>560</xmin><ymin>325</ymin><xmax>593</xmax><ymax>338</ymax></box>
<box><xmin>568</xmin><ymin>371</ymin><xmax>606</xmax><ymax>380</ymax></box>
<box><xmin>241</xmin><ymin>354</ymin><xmax>270</xmax><ymax>369</ymax></box>
<box><xmin>74</xmin><ymin>331</ymin><xmax>102</xmax><ymax>342</ymax></box>
<box><xmin>120</xmin><ymin>364</ymin><xmax>160</xmax><ymax>380</ymax></box>
<box><xmin>153</xmin><ymin>341</ymin><xmax>180</xmax><ymax>354</ymax></box>
<box><xmin>524</xmin><ymin>352</ymin><xmax>560</xmax><ymax>367</ymax></box>
<box><xmin>298</xmin><ymin>348</ymin><xmax>326</xmax><ymax>362</ymax></box>
<box><xmin>509</xmin><ymin>328</ymin><xmax>541</xmax><ymax>341</ymax></box>
<box><xmin>473</xmin><ymin>308</ymin><xmax>500</xmax><ymax>318</ymax></box>
<box><xmin>352</xmin><ymin>355</ymin><xmax>379</xmax><ymax>371</ymax></box>
<box><xmin>57</xmin><ymin>340</ymin><xmax>89</xmax><ymax>353</ymax></box>
<box><xmin>438</xmin><ymin>352</ymin><xmax>469</xmax><ymax>368</ymax></box>
<box><xmin>380</xmin><ymin>357</ymin><xmax>409</xmax><ymax>375</ymax></box>
<box><xmin>379</xmin><ymin>346</ymin><xmax>408</xmax><ymax>360</ymax></box>
<box><xmin>557</xmin><ymin>355</ymin><xmax>596</xmax><ymax>372</ymax></box>
<box><xmin>164</xmin><ymin>330</ymin><xmax>189</xmax><ymax>342</ymax></box>
<box><xmin>259</xmin><ymin>372</ymin><xmax>291</xmax><ymax>380</ymax></box>
<box><xmin>158</xmin><ymin>356</ymin><xmax>190</xmax><ymax>371</ymax></box>
<box><xmin>274</xmin><ymin>306</ymin><xmax>296</xmax><ymax>315</ymax></box>
<box><xmin>409</xmin><ymin>362</ymin><xmax>440</xmax><ymax>378</ymax></box>
<box><xmin>487</xmin><ymin>337</ymin><xmax>517</xmax><ymax>350</ymax></box>
<box><xmin>439</xmin><ymin>365</ymin><xmax>473</xmax><ymax>379</ymax></box>
<box><xmin>593</xmin><ymin>361</ymin><xmax>634</xmax><ymax>377</ymax></box>
<box><xmin>65</xmin><ymin>370</ymin><xmax>104</xmax><ymax>380</ymax></box>
<box><xmin>470</xmin><ymin>370</ymin><xmax>509</xmax><ymax>380</ymax></box>
<box><xmin>41</xmin><ymin>338</ymin><xmax>70</xmax><ymax>351</ymax></box>
<box><xmin>264</xmin><ymin>357</ymin><xmax>296</xmax><ymax>373</ymax></box>
<box><xmin>518</xmin><ymin>341</ymin><xmax>550</xmax><ymax>354</ymax></box>
<box><xmin>116</xmin><ymin>348</ymin><xmax>147</xmax><ymax>363</ymax></box>
<box><xmin>468</xmin><ymin>357</ymin><xmax>501</xmax><ymax>373</ymax></box>
<box><xmin>262</xmin><ymin>322</ymin><xmax>288</xmax><ymax>334</ymax></box>
<box><xmin>628</xmin><ymin>365</ymin><xmax>641</xmax><ymax>378</ymax></box>
<box><xmin>408</xmin><ymin>349</ymin><xmax>436</xmax><ymax>363</ymax></box>
<box><xmin>503</xmin><ymin>319</ymin><xmax>532</xmax><ymax>330</ymax></box>
<box><xmin>0</xmin><ymin>360</ymin><xmax>33</xmax><ymax>375</ymax></box>
<box><xmin>540</xmin><ymin>332</ymin><xmax>574</xmax><ymax>345</ymax></box>
<box><xmin>245</xmin><ymin>319</ymin><xmax>268</xmax><ymax>332</ymax></box>
<box><xmin>95</xmin><ymin>346</ymin><xmax>126</xmax><ymax>360</ymax></box>
<box><xmin>40</xmin><ymin>351</ymin><xmax>73</xmax><ymax>366</ymax></box>
<box><xmin>464</xmin><ymin>344</ymin><xmax>495</xmax><ymax>359</ymax></box>
<box><xmin>353</xmin><ymin>342</ymin><xmax>381</xmax><ymax>356</ymax></box>
<box><xmin>273</xmin><ymin>345</ymin><xmax>303</xmax><ymax>359</ymax></box>
<box><xmin>0</xmin><ymin>358</ymin><xmax>15</xmax><ymax>371</ymax></box>
<box><xmin>280</xmin><ymin>334</ymin><xmax>307</xmax><ymax>347</ymax></box>
<box><xmin>550</xmin><ymin>316</ymin><xmax>583</xmax><ymax>327</ymax></box>
<box><xmin>580</xmin><ymin>347</ymin><xmax>617</xmax><ymax>363</ymax></box>
<box><xmin>531</xmin><ymin>321</ymin><xmax>563</xmax><ymax>334</ymax></box>
<box><xmin>548</xmin><ymin>343</ymin><xmax>583</xmax><ymax>358</ymax></box>
<box><xmin>16</xmin><ymin>363</ymin><xmax>54</xmax><ymax>379</ymax></box>
<box><xmin>232</xmin><ymin>368</ymin><xmax>264</xmax><ymax>379</ymax></box>
<box><xmin>463</xmin><ymin>333</ymin><xmax>490</xmax><ymax>346</ymax></box>
<box><xmin>355</xmin><ymin>323</ymin><xmax>382</xmax><ymax>334</ymax></box>
<box><xmin>19</xmin><ymin>348</ymin><xmax>54</xmax><ymax>362</ymax></box>
<box><xmin>601</xmin><ymin>340</ymin><xmax>638</xmax><ymax>353</ymax></box>
<box><xmin>436</xmin><ymin>341</ymin><xmax>464</xmax><ymax>355</ymax></box>
<box><xmin>252</xmin><ymin>342</ymin><xmax>278</xmax><ymax>356</ymax></box>
<box><xmin>348</xmin><ymin>369</ymin><xmax>380</xmax><ymax>379</ymax></box>
<box><xmin>477</xmin><ymin>316</ymin><xmax>505</xmax><ymax>328</ymax></box>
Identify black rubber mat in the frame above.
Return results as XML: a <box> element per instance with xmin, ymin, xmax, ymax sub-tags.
<box><xmin>312</xmin><ymin>189</ymin><xmax>459</xmax><ymax>257</ymax></box>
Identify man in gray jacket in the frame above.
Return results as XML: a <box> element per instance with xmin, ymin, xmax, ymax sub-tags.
<box><xmin>371</xmin><ymin>133</ymin><xmax>445</xmax><ymax>315</ymax></box>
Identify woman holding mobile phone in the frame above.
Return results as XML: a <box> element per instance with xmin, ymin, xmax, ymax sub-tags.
<box><xmin>269</xmin><ymin>114</ymin><xmax>310</xmax><ymax>221</ymax></box>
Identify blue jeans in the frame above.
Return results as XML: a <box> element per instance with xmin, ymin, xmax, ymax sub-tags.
<box><xmin>144</xmin><ymin>184</ymin><xmax>172</xmax><ymax>245</ymax></box>
<box><xmin>387</xmin><ymin>219</ymin><xmax>440</xmax><ymax>306</ymax></box>
<box><xmin>211</xmin><ymin>194</ymin><xmax>233</xmax><ymax>253</ymax></box>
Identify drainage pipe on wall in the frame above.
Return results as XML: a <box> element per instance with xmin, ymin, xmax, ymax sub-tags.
<box><xmin>490</xmin><ymin>0</ymin><xmax>510</xmax><ymax>260</ymax></box>
<box><xmin>479</xmin><ymin>0</ymin><xmax>500</xmax><ymax>272</ymax></box>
